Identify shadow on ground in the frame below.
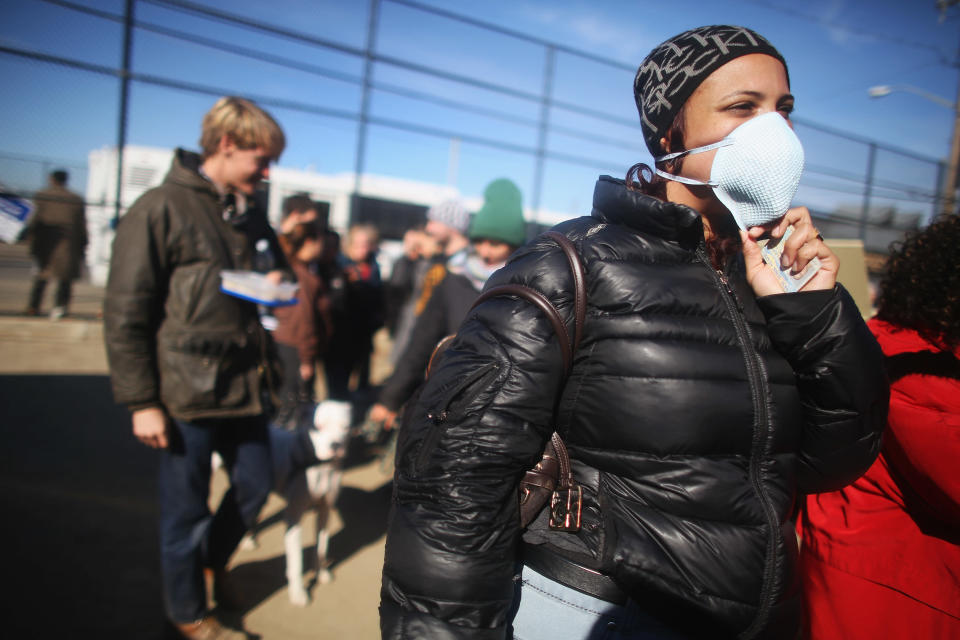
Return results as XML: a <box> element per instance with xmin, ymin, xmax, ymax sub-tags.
<box><xmin>0</xmin><ymin>375</ymin><xmax>167</xmax><ymax>638</ymax></box>
<box><xmin>0</xmin><ymin>375</ymin><xmax>393</xmax><ymax>638</ymax></box>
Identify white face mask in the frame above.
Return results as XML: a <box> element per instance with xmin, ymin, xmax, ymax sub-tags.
<box><xmin>654</xmin><ymin>112</ymin><xmax>805</xmax><ymax>230</ymax></box>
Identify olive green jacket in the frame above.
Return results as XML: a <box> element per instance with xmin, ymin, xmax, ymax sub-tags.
<box><xmin>104</xmin><ymin>149</ymin><xmax>282</xmax><ymax>421</ymax></box>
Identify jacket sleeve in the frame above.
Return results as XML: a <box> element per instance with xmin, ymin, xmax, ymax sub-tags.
<box><xmin>297</xmin><ymin>310</ymin><xmax>319</xmax><ymax>367</ymax></box>
<box><xmin>103</xmin><ymin>192</ymin><xmax>171</xmax><ymax>410</ymax></box>
<box><xmin>757</xmin><ymin>285</ymin><xmax>889</xmax><ymax>494</ymax></box>
<box><xmin>296</xmin><ymin>271</ymin><xmax>321</xmax><ymax>367</ymax></box>
<box><xmin>378</xmin><ymin>283</ymin><xmax>450</xmax><ymax>412</ymax></box>
<box><xmin>25</xmin><ymin>199</ymin><xmax>44</xmax><ymax>254</ymax></box>
<box><xmin>380</xmin><ymin>245</ymin><xmax>574</xmax><ymax>639</ymax></box>
<box><xmin>884</xmin><ymin>359</ymin><xmax>960</xmax><ymax>527</ymax></box>
<box><xmin>76</xmin><ymin>198</ymin><xmax>88</xmax><ymax>249</ymax></box>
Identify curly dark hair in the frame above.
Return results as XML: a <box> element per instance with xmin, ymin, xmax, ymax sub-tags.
<box><xmin>875</xmin><ymin>214</ymin><xmax>960</xmax><ymax>352</ymax></box>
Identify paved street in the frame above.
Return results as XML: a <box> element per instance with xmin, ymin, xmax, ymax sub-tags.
<box><xmin>0</xmin><ymin>243</ymin><xmax>392</xmax><ymax>639</ymax></box>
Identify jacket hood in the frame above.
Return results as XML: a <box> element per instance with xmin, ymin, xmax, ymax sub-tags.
<box><xmin>592</xmin><ymin>175</ymin><xmax>702</xmax><ymax>246</ymax></box>
<box><xmin>869</xmin><ymin>317</ymin><xmax>960</xmax><ymax>359</ymax></box>
<box><xmin>165</xmin><ymin>148</ymin><xmax>219</xmax><ymax>199</ymax></box>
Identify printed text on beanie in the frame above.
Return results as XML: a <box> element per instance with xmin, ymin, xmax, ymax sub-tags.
<box><xmin>634</xmin><ymin>25</ymin><xmax>788</xmax><ymax>157</ymax></box>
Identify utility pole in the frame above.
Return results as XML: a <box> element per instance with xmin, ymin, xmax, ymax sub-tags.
<box><xmin>938</xmin><ymin>0</ymin><xmax>960</xmax><ymax>21</ymax></box>
<box><xmin>939</xmin><ymin>0</ymin><xmax>960</xmax><ymax>214</ymax></box>
<box><xmin>942</xmin><ymin>70</ymin><xmax>960</xmax><ymax>214</ymax></box>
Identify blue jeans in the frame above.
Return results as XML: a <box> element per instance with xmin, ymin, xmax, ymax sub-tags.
<box><xmin>157</xmin><ymin>414</ymin><xmax>271</xmax><ymax>623</ymax></box>
<box><xmin>510</xmin><ymin>566</ymin><xmax>692</xmax><ymax>640</ymax></box>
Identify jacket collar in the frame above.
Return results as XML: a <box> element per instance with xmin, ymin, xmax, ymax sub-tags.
<box><xmin>591</xmin><ymin>175</ymin><xmax>703</xmax><ymax>246</ymax></box>
<box><xmin>165</xmin><ymin>148</ymin><xmax>219</xmax><ymax>200</ymax></box>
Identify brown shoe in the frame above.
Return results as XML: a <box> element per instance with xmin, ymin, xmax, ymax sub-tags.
<box><xmin>175</xmin><ymin>616</ymin><xmax>247</xmax><ymax>640</ymax></box>
<box><xmin>203</xmin><ymin>567</ymin><xmax>244</xmax><ymax>611</ymax></box>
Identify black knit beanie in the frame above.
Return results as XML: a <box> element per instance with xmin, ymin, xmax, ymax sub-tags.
<box><xmin>634</xmin><ymin>25</ymin><xmax>789</xmax><ymax>157</ymax></box>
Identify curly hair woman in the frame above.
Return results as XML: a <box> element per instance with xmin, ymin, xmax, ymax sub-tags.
<box><xmin>800</xmin><ymin>214</ymin><xmax>960</xmax><ymax>639</ymax></box>
<box><xmin>875</xmin><ymin>215</ymin><xmax>960</xmax><ymax>352</ymax></box>
<box><xmin>380</xmin><ymin>25</ymin><xmax>889</xmax><ymax>639</ymax></box>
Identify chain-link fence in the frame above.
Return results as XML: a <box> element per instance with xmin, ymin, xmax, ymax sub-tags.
<box><xmin>0</xmin><ymin>0</ymin><xmax>948</xmax><ymax>272</ymax></box>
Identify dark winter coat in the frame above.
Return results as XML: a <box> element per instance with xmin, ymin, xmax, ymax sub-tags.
<box><xmin>104</xmin><ymin>149</ymin><xmax>285</xmax><ymax>421</ymax></box>
<box><xmin>380</xmin><ymin>175</ymin><xmax>889</xmax><ymax>639</ymax></box>
<box><xmin>28</xmin><ymin>183</ymin><xmax>87</xmax><ymax>280</ymax></box>
<box><xmin>326</xmin><ymin>256</ymin><xmax>384</xmax><ymax>355</ymax></box>
<box><xmin>273</xmin><ymin>259</ymin><xmax>331</xmax><ymax>367</ymax></box>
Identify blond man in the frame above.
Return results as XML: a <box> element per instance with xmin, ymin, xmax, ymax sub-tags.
<box><xmin>104</xmin><ymin>97</ymin><xmax>286</xmax><ymax>639</ymax></box>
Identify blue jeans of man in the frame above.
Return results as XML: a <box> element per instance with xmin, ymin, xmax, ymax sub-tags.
<box><xmin>158</xmin><ymin>414</ymin><xmax>271</xmax><ymax>624</ymax></box>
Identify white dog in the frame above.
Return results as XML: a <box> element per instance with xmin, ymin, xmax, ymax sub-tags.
<box><xmin>239</xmin><ymin>399</ymin><xmax>353</xmax><ymax>606</ymax></box>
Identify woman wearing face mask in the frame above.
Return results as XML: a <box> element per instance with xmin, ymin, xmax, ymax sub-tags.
<box><xmin>380</xmin><ymin>25</ymin><xmax>888</xmax><ymax>640</ymax></box>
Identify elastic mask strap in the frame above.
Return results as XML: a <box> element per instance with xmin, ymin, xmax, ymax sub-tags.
<box><xmin>653</xmin><ymin>137</ymin><xmax>733</xmax><ymax>187</ymax></box>
<box><xmin>655</xmin><ymin>138</ymin><xmax>732</xmax><ymax>162</ymax></box>
<box><xmin>654</xmin><ymin>168</ymin><xmax>718</xmax><ymax>187</ymax></box>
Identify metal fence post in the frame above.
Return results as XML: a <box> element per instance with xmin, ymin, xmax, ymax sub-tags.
<box><xmin>113</xmin><ymin>0</ymin><xmax>135</xmax><ymax>229</ymax></box>
<box><xmin>351</xmin><ymin>0</ymin><xmax>381</xmax><ymax>226</ymax></box>
<box><xmin>933</xmin><ymin>160</ymin><xmax>946</xmax><ymax>224</ymax></box>
<box><xmin>531</xmin><ymin>46</ymin><xmax>555</xmax><ymax>220</ymax></box>
<box><xmin>859</xmin><ymin>142</ymin><xmax>877</xmax><ymax>242</ymax></box>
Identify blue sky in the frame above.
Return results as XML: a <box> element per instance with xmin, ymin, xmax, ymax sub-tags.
<box><xmin>1</xmin><ymin>0</ymin><xmax>958</xmax><ymax>223</ymax></box>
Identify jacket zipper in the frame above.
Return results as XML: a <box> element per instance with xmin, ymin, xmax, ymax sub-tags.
<box><xmin>413</xmin><ymin>361</ymin><xmax>499</xmax><ymax>475</ymax></box>
<box><xmin>698</xmin><ymin>249</ymin><xmax>779</xmax><ymax>639</ymax></box>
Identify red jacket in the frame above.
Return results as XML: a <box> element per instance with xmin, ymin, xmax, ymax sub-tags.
<box><xmin>801</xmin><ymin>317</ymin><xmax>960</xmax><ymax>635</ymax></box>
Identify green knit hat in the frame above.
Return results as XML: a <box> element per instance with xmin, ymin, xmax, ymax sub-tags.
<box><xmin>469</xmin><ymin>178</ymin><xmax>527</xmax><ymax>247</ymax></box>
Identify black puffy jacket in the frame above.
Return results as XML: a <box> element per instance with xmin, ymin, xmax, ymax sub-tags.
<box><xmin>380</xmin><ymin>176</ymin><xmax>888</xmax><ymax>639</ymax></box>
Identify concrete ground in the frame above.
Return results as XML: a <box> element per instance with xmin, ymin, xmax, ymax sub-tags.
<box><xmin>0</xmin><ymin>242</ymin><xmax>393</xmax><ymax>639</ymax></box>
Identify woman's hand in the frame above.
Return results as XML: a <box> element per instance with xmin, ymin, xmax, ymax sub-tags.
<box><xmin>740</xmin><ymin>206</ymin><xmax>838</xmax><ymax>297</ymax></box>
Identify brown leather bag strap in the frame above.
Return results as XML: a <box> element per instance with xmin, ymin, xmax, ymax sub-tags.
<box><xmin>550</xmin><ymin>432</ymin><xmax>574</xmax><ymax>489</ymax></box>
<box><xmin>426</xmin><ymin>334</ymin><xmax>456</xmax><ymax>379</ymax></box>
<box><xmin>472</xmin><ymin>283</ymin><xmax>573</xmax><ymax>374</ymax></box>
<box><xmin>470</xmin><ymin>232</ymin><xmax>585</xmax><ymax>376</ymax></box>
<box><xmin>542</xmin><ymin>231</ymin><xmax>586</xmax><ymax>354</ymax></box>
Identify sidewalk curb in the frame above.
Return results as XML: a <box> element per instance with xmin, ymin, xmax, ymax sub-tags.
<box><xmin>0</xmin><ymin>316</ymin><xmax>104</xmax><ymax>342</ymax></box>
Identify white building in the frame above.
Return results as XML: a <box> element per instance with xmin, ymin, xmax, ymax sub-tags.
<box><xmin>85</xmin><ymin>145</ymin><xmax>175</xmax><ymax>287</ymax></box>
<box><xmin>84</xmin><ymin>145</ymin><xmax>567</xmax><ymax>286</ymax></box>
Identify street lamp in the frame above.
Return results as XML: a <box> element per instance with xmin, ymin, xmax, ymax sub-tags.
<box><xmin>868</xmin><ymin>84</ymin><xmax>955</xmax><ymax>109</ymax></box>
<box><xmin>868</xmin><ymin>83</ymin><xmax>960</xmax><ymax>215</ymax></box>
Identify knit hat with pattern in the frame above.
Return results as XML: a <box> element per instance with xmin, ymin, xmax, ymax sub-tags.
<box><xmin>469</xmin><ymin>178</ymin><xmax>526</xmax><ymax>248</ymax></box>
<box><xmin>634</xmin><ymin>25</ymin><xmax>788</xmax><ymax>156</ymax></box>
<box><xmin>426</xmin><ymin>199</ymin><xmax>470</xmax><ymax>235</ymax></box>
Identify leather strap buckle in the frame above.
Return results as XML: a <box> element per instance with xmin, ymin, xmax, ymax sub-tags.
<box><xmin>549</xmin><ymin>486</ymin><xmax>582</xmax><ymax>531</ymax></box>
